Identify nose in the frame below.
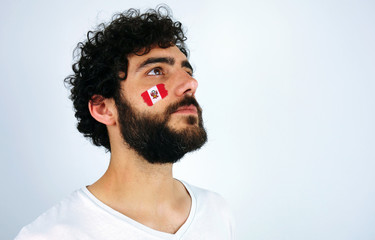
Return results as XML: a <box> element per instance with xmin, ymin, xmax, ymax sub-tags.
<box><xmin>174</xmin><ymin>70</ymin><xmax>198</xmax><ymax>97</ymax></box>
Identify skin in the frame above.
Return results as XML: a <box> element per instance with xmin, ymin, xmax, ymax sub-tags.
<box><xmin>87</xmin><ymin>46</ymin><xmax>199</xmax><ymax>234</ymax></box>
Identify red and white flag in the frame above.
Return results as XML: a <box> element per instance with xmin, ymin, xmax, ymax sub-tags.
<box><xmin>141</xmin><ymin>84</ymin><xmax>168</xmax><ymax>106</ymax></box>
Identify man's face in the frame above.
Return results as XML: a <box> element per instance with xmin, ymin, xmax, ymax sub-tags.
<box><xmin>115</xmin><ymin>46</ymin><xmax>207</xmax><ymax>164</ymax></box>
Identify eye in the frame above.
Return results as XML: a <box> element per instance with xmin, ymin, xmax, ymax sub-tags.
<box><xmin>186</xmin><ymin>70</ymin><xmax>194</xmax><ymax>77</ymax></box>
<box><xmin>183</xmin><ymin>67</ymin><xmax>194</xmax><ymax>77</ymax></box>
<box><xmin>147</xmin><ymin>67</ymin><xmax>163</xmax><ymax>76</ymax></box>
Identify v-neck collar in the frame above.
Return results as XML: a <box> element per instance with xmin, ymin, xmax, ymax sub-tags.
<box><xmin>81</xmin><ymin>179</ymin><xmax>196</xmax><ymax>240</ymax></box>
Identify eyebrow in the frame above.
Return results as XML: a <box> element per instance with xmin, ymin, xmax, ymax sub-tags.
<box><xmin>136</xmin><ymin>57</ymin><xmax>194</xmax><ymax>73</ymax></box>
<box><xmin>137</xmin><ymin>57</ymin><xmax>175</xmax><ymax>71</ymax></box>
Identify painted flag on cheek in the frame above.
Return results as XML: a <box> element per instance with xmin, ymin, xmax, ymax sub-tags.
<box><xmin>141</xmin><ymin>84</ymin><xmax>168</xmax><ymax>106</ymax></box>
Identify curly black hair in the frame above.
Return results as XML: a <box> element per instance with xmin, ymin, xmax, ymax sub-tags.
<box><xmin>64</xmin><ymin>6</ymin><xmax>188</xmax><ymax>151</ymax></box>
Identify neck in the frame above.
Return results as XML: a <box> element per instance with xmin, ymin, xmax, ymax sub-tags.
<box><xmin>86</xmin><ymin>131</ymin><xmax>192</xmax><ymax>234</ymax></box>
<box><xmin>87</xmin><ymin>145</ymin><xmax>181</xmax><ymax>210</ymax></box>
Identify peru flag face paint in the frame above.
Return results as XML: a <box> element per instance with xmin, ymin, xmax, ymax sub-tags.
<box><xmin>141</xmin><ymin>84</ymin><xmax>168</xmax><ymax>106</ymax></box>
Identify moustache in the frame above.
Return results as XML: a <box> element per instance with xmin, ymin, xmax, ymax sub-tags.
<box><xmin>164</xmin><ymin>96</ymin><xmax>202</xmax><ymax>116</ymax></box>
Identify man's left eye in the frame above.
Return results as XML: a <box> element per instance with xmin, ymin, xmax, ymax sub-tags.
<box><xmin>186</xmin><ymin>70</ymin><xmax>193</xmax><ymax>77</ymax></box>
<box><xmin>147</xmin><ymin>68</ymin><xmax>163</xmax><ymax>76</ymax></box>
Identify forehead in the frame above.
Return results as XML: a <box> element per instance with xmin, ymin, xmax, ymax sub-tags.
<box><xmin>127</xmin><ymin>46</ymin><xmax>188</xmax><ymax>68</ymax></box>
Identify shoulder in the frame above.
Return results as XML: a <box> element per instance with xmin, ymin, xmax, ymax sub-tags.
<box><xmin>181</xmin><ymin>181</ymin><xmax>236</xmax><ymax>239</ymax></box>
<box><xmin>15</xmin><ymin>188</ymin><xmax>92</xmax><ymax>240</ymax></box>
<box><xmin>183</xmin><ymin>181</ymin><xmax>231</xmax><ymax>209</ymax></box>
<box><xmin>181</xmin><ymin>181</ymin><xmax>234</xmax><ymax>220</ymax></box>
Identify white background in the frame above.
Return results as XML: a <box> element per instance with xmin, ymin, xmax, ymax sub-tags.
<box><xmin>1</xmin><ymin>0</ymin><xmax>374</xmax><ymax>239</ymax></box>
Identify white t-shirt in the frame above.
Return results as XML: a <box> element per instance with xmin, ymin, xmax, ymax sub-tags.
<box><xmin>15</xmin><ymin>181</ymin><xmax>235</xmax><ymax>240</ymax></box>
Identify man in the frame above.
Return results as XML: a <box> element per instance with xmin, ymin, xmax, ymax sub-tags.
<box><xmin>16</xmin><ymin>6</ymin><xmax>234</xmax><ymax>240</ymax></box>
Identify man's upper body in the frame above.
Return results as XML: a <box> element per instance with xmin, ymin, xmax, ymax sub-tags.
<box><xmin>15</xmin><ymin>6</ymin><xmax>234</xmax><ymax>239</ymax></box>
<box><xmin>15</xmin><ymin>181</ymin><xmax>234</xmax><ymax>240</ymax></box>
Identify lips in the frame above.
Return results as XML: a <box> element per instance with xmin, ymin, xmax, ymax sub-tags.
<box><xmin>173</xmin><ymin>104</ymin><xmax>198</xmax><ymax>114</ymax></box>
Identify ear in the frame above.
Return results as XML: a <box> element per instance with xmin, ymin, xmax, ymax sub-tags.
<box><xmin>88</xmin><ymin>95</ymin><xmax>116</xmax><ymax>126</ymax></box>
<box><xmin>118</xmin><ymin>71</ymin><xmax>126</xmax><ymax>79</ymax></box>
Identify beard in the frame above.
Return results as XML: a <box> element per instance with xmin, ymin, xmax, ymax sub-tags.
<box><xmin>114</xmin><ymin>94</ymin><xmax>207</xmax><ymax>164</ymax></box>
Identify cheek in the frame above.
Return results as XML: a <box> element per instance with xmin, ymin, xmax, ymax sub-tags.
<box><xmin>141</xmin><ymin>83</ymin><xmax>168</xmax><ymax>107</ymax></box>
